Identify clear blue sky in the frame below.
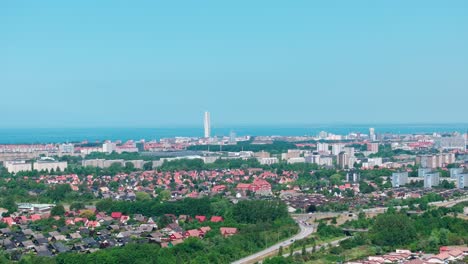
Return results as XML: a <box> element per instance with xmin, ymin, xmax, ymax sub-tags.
<box><xmin>1</xmin><ymin>0</ymin><xmax>467</xmax><ymax>128</ymax></box>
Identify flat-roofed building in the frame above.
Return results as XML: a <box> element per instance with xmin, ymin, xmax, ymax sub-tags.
<box><xmin>258</xmin><ymin>157</ymin><xmax>278</xmax><ymax>165</ymax></box>
<box><xmin>392</xmin><ymin>172</ymin><xmax>408</xmax><ymax>187</ymax></box>
<box><xmin>450</xmin><ymin>168</ymin><xmax>464</xmax><ymax>179</ymax></box>
<box><xmin>33</xmin><ymin>160</ymin><xmax>68</xmax><ymax>172</ymax></box>
<box><xmin>457</xmin><ymin>174</ymin><xmax>468</xmax><ymax>189</ymax></box>
<box><xmin>4</xmin><ymin>160</ymin><xmax>32</xmax><ymax>173</ymax></box>
<box><xmin>424</xmin><ymin>172</ymin><xmax>440</xmax><ymax>188</ymax></box>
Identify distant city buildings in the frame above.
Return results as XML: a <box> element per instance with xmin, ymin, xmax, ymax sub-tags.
<box><xmin>416</xmin><ymin>153</ymin><xmax>455</xmax><ymax>168</ymax></box>
<box><xmin>434</xmin><ymin>135</ymin><xmax>466</xmax><ymax>151</ymax></box>
<box><xmin>229</xmin><ymin>131</ymin><xmax>236</xmax><ymax>144</ymax></box>
<box><xmin>58</xmin><ymin>143</ymin><xmax>74</xmax><ymax>154</ymax></box>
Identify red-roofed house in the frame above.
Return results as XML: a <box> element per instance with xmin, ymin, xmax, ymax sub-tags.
<box><xmin>30</xmin><ymin>214</ymin><xmax>41</xmax><ymax>221</ymax></box>
<box><xmin>86</xmin><ymin>221</ymin><xmax>101</xmax><ymax>228</ymax></box>
<box><xmin>199</xmin><ymin>226</ymin><xmax>211</xmax><ymax>233</ymax></box>
<box><xmin>236</xmin><ymin>183</ymin><xmax>251</xmax><ymax>192</ymax></box>
<box><xmin>111</xmin><ymin>212</ymin><xmax>123</xmax><ymax>219</ymax></box>
<box><xmin>210</xmin><ymin>216</ymin><xmax>224</xmax><ymax>223</ymax></box>
<box><xmin>195</xmin><ymin>215</ymin><xmax>206</xmax><ymax>222</ymax></box>
<box><xmin>169</xmin><ymin>232</ymin><xmax>184</xmax><ymax>241</ymax></box>
<box><xmin>220</xmin><ymin>227</ymin><xmax>238</xmax><ymax>237</ymax></box>
<box><xmin>2</xmin><ymin>217</ymin><xmax>15</xmax><ymax>226</ymax></box>
<box><xmin>185</xmin><ymin>229</ymin><xmax>203</xmax><ymax>238</ymax></box>
<box><xmin>212</xmin><ymin>185</ymin><xmax>227</xmax><ymax>193</ymax></box>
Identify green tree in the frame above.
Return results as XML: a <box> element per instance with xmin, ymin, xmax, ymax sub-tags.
<box><xmin>70</xmin><ymin>202</ymin><xmax>85</xmax><ymax>211</ymax></box>
<box><xmin>2</xmin><ymin>196</ymin><xmax>17</xmax><ymax>213</ymax></box>
<box><xmin>136</xmin><ymin>192</ymin><xmax>151</xmax><ymax>201</ymax></box>
<box><xmin>51</xmin><ymin>204</ymin><xmax>65</xmax><ymax>216</ymax></box>
<box><xmin>329</xmin><ymin>174</ymin><xmax>343</xmax><ymax>186</ymax></box>
<box><xmin>370</xmin><ymin>213</ymin><xmax>416</xmax><ymax>247</ymax></box>
<box><xmin>159</xmin><ymin>190</ymin><xmax>171</xmax><ymax>201</ymax></box>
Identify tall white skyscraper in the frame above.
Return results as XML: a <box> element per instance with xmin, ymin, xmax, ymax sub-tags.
<box><xmin>369</xmin><ymin>127</ymin><xmax>375</xmax><ymax>141</ymax></box>
<box><xmin>204</xmin><ymin>111</ymin><xmax>211</xmax><ymax>138</ymax></box>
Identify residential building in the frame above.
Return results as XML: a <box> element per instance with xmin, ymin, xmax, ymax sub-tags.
<box><xmin>457</xmin><ymin>174</ymin><xmax>468</xmax><ymax>189</ymax></box>
<box><xmin>450</xmin><ymin>168</ymin><xmax>464</xmax><ymax>179</ymax></box>
<box><xmin>346</xmin><ymin>171</ymin><xmax>360</xmax><ymax>182</ymax></box>
<box><xmin>424</xmin><ymin>172</ymin><xmax>440</xmax><ymax>188</ymax></box>
<box><xmin>418</xmin><ymin>168</ymin><xmax>432</xmax><ymax>177</ymax></box>
<box><xmin>58</xmin><ymin>143</ymin><xmax>74</xmax><ymax>154</ymax></box>
<box><xmin>331</xmin><ymin>143</ymin><xmax>345</xmax><ymax>156</ymax></box>
<box><xmin>367</xmin><ymin>143</ymin><xmax>379</xmax><ymax>153</ymax></box>
<box><xmin>258</xmin><ymin>157</ymin><xmax>278</xmax><ymax>165</ymax></box>
<box><xmin>319</xmin><ymin>156</ymin><xmax>333</xmax><ymax>166</ymax></box>
<box><xmin>4</xmin><ymin>160</ymin><xmax>32</xmax><ymax>173</ymax></box>
<box><xmin>316</xmin><ymin>143</ymin><xmax>329</xmax><ymax>153</ymax></box>
<box><xmin>338</xmin><ymin>152</ymin><xmax>350</xmax><ymax>169</ymax></box>
<box><xmin>102</xmin><ymin>142</ymin><xmax>116</xmax><ymax>153</ymax></box>
<box><xmin>287</xmin><ymin>157</ymin><xmax>306</xmax><ymax>164</ymax></box>
<box><xmin>392</xmin><ymin>172</ymin><xmax>408</xmax><ymax>188</ymax></box>
<box><xmin>33</xmin><ymin>160</ymin><xmax>68</xmax><ymax>172</ymax></box>
<box><xmin>434</xmin><ymin>136</ymin><xmax>466</xmax><ymax>151</ymax></box>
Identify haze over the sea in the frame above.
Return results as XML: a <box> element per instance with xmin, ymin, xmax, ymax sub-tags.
<box><xmin>0</xmin><ymin>124</ymin><xmax>466</xmax><ymax>144</ymax></box>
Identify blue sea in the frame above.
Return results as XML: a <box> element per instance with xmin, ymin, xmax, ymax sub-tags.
<box><xmin>0</xmin><ymin>124</ymin><xmax>466</xmax><ymax>144</ymax></box>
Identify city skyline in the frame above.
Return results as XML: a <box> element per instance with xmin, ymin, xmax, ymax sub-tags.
<box><xmin>2</xmin><ymin>1</ymin><xmax>468</xmax><ymax>127</ymax></box>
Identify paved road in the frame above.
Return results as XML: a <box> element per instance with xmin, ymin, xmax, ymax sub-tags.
<box><xmin>231</xmin><ymin>219</ymin><xmax>315</xmax><ymax>264</ymax></box>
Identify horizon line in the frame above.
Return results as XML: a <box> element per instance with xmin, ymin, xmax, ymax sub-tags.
<box><xmin>0</xmin><ymin>122</ymin><xmax>467</xmax><ymax>130</ymax></box>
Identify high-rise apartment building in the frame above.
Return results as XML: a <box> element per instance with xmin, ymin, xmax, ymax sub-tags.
<box><xmin>392</xmin><ymin>172</ymin><xmax>408</xmax><ymax>187</ymax></box>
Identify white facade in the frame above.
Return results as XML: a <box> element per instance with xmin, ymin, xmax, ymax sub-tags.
<box><xmin>317</xmin><ymin>143</ymin><xmax>329</xmax><ymax>153</ymax></box>
<box><xmin>258</xmin><ymin>157</ymin><xmax>279</xmax><ymax>165</ymax></box>
<box><xmin>457</xmin><ymin>174</ymin><xmax>468</xmax><ymax>189</ymax></box>
<box><xmin>4</xmin><ymin>161</ymin><xmax>32</xmax><ymax>173</ymax></box>
<box><xmin>392</xmin><ymin>172</ymin><xmax>408</xmax><ymax>187</ymax></box>
<box><xmin>204</xmin><ymin>111</ymin><xmax>211</xmax><ymax>138</ymax></box>
<box><xmin>369</xmin><ymin>127</ymin><xmax>375</xmax><ymax>141</ymax></box>
<box><xmin>331</xmin><ymin>143</ymin><xmax>345</xmax><ymax>156</ymax></box>
<box><xmin>103</xmin><ymin>142</ymin><xmax>117</xmax><ymax>153</ymax></box>
<box><xmin>59</xmin><ymin>143</ymin><xmax>74</xmax><ymax>153</ymax></box>
<box><xmin>424</xmin><ymin>172</ymin><xmax>440</xmax><ymax>188</ymax></box>
<box><xmin>319</xmin><ymin>156</ymin><xmax>333</xmax><ymax>166</ymax></box>
<box><xmin>33</xmin><ymin>161</ymin><xmax>68</xmax><ymax>172</ymax></box>
<box><xmin>287</xmin><ymin>157</ymin><xmax>305</xmax><ymax>164</ymax></box>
